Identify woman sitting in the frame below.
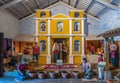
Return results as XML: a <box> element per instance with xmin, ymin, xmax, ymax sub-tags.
<box><xmin>15</xmin><ymin>58</ymin><xmax>29</xmax><ymax>82</ymax></box>
<box><xmin>82</xmin><ymin>58</ymin><xmax>93</xmax><ymax>79</ymax></box>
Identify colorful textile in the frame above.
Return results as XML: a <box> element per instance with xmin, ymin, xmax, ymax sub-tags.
<box><xmin>3</xmin><ymin>38</ymin><xmax>12</xmax><ymax>50</ymax></box>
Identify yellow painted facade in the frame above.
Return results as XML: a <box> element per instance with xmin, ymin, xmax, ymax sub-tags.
<box><xmin>35</xmin><ymin>10</ymin><xmax>85</xmax><ymax>64</ymax></box>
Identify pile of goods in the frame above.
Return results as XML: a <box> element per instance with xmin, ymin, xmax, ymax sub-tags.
<box><xmin>4</xmin><ymin>66</ymin><xmax>16</xmax><ymax>72</ymax></box>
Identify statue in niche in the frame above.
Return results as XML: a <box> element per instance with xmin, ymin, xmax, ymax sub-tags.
<box><xmin>40</xmin><ymin>40</ymin><xmax>46</xmax><ymax>52</ymax></box>
<box><xmin>57</xmin><ymin>22</ymin><xmax>63</xmax><ymax>32</ymax></box>
<box><xmin>40</xmin><ymin>12</ymin><xmax>46</xmax><ymax>17</ymax></box>
<box><xmin>74</xmin><ymin>22</ymin><xmax>80</xmax><ymax>31</ymax></box>
<box><xmin>40</xmin><ymin>22</ymin><xmax>46</xmax><ymax>32</ymax></box>
<box><xmin>74</xmin><ymin>40</ymin><xmax>80</xmax><ymax>52</ymax></box>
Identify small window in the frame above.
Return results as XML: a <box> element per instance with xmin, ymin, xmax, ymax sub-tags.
<box><xmin>40</xmin><ymin>40</ymin><xmax>46</xmax><ymax>52</ymax></box>
<box><xmin>74</xmin><ymin>40</ymin><xmax>80</xmax><ymax>52</ymax></box>
<box><xmin>40</xmin><ymin>21</ymin><xmax>46</xmax><ymax>32</ymax></box>
<box><xmin>74</xmin><ymin>12</ymin><xmax>79</xmax><ymax>17</ymax></box>
<box><xmin>40</xmin><ymin>12</ymin><xmax>46</xmax><ymax>17</ymax></box>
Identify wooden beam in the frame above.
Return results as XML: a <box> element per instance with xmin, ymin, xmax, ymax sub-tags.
<box><xmin>0</xmin><ymin>0</ymin><xmax>22</xmax><ymax>17</ymax></box>
<box><xmin>96</xmin><ymin>6</ymin><xmax>108</xmax><ymax>16</ymax></box>
<box><xmin>74</xmin><ymin>0</ymin><xmax>79</xmax><ymax>8</ymax></box>
<box><xmin>96</xmin><ymin>0</ymin><xmax>118</xmax><ymax>10</ymax></box>
<box><xmin>85</xmin><ymin>0</ymin><xmax>96</xmax><ymax>12</ymax></box>
<box><xmin>87</xmin><ymin>13</ymin><xmax>100</xmax><ymax>21</ymax></box>
<box><xmin>0</xmin><ymin>0</ymin><xmax>23</xmax><ymax>10</ymax></box>
<box><xmin>35</xmin><ymin>0</ymin><xmax>41</xmax><ymax>8</ymax></box>
<box><xmin>68</xmin><ymin>0</ymin><xmax>71</xmax><ymax>5</ymax></box>
<box><xmin>8</xmin><ymin>7</ymin><xmax>23</xmax><ymax>17</ymax></box>
<box><xmin>22</xmin><ymin>2</ymin><xmax>33</xmax><ymax>14</ymax></box>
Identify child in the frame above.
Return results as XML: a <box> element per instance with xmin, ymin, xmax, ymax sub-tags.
<box><xmin>98</xmin><ymin>54</ymin><xmax>103</xmax><ymax>63</ymax></box>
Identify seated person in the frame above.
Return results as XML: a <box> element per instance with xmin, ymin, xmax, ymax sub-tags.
<box><xmin>82</xmin><ymin>58</ymin><xmax>93</xmax><ymax>79</ymax></box>
<box><xmin>15</xmin><ymin>58</ymin><xmax>29</xmax><ymax>82</ymax></box>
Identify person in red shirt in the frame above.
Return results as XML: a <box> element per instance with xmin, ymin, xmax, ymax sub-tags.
<box><xmin>32</xmin><ymin>42</ymin><xmax>40</xmax><ymax>62</ymax></box>
<box><xmin>98</xmin><ymin>54</ymin><xmax>104</xmax><ymax>63</ymax></box>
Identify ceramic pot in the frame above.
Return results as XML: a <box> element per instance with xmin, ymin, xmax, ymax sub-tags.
<box><xmin>28</xmin><ymin>71</ymin><xmax>37</xmax><ymax>78</ymax></box>
<box><xmin>49</xmin><ymin>71</ymin><xmax>57</xmax><ymax>78</ymax></box>
<box><xmin>72</xmin><ymin>71</ymin><xmax>79</xmax><ymax>78</ymax></box>
<box><xmin>38</xmin><ymin>72</ymin><xmax>46</xmax><ymax>79</ymax></box>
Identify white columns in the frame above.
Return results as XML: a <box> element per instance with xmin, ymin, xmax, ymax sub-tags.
<box><xmin>81</xmin><ymin>20</ymin><xmax>85</xmax><ymax>57</ymax></box>
<box><xmin>69</xmin><ymin>19</ymin><xmax>73</xmax><ymax>64</ymax></box>
<box><xmin>35</xmin><ymin>20</ymin><xmax>38</xmax><ymax>42</ymax></box>
<box><xmin>47</xmin><ymin>19</ymin><xmax>51</xmax><ymax>64</ymax></box>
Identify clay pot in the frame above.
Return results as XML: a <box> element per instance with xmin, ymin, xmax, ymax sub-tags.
<box><xmin>49</xmin><ymin>71</ymin><xmax>57</xmax><ymax>78</ymax></box>
<box><xmin>72</xmin><ymin>71</ymin><xmax>80</xmax><ymax>78</ymax></box>
<box><xmin>38</xmin><ymin>72</ymin><xmax>46</xmax><ymax>79</ymax></box>
<box><xmin>28</xmin><ymin>71</ymin><xmax>37</xmax><ymax>78</ymax></box>
<box><xmin>61</xmin><ymin>71</ymin><xmax>69</xmax><ymax>78</ymax></box>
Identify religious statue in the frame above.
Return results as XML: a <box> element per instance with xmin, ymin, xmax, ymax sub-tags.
<box><xmin>52</xmin><ymin>42</ymin><xmax>59</xmax><ymax>63</ymax></box>
<box><xmin>40</xmin><ymin>22</ymin><xmax>46</xmax><ymax>32</ymax></box>
<box><xmin>62</xmin><ymin>40</ymin><xmax>68</xmax><ymax>62</ymax></box>
<box><xmin>74</xmin><ymin>22</ymin><xmax>80</xmax><ymax>31</ymax></box>
<box><xmin>74</xmin><ymin>40</ymin><xmax>80</xmax><ymax>52</ymax></box>
<box><xmin>109</xmin><ymin>41</ymin><xmax>118</xmax><ymax>67</ymax></box>
<box><xmin>57</xmin><ymin>22</ymin><xmax>63</xmax><ymax>32</ymax></box>
<box><xmin>40</xmin><ymin>40</ymin><xmax>46</xmax><ymax>52</ymax></box>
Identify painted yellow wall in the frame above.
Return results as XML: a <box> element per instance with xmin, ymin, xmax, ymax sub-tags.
<box><xmin>36</xmin><ymin>10</ymin><xmax>85</xmax><ymax>64</ymax></box>
<box><xmin>72</xmin><ymin>36</ymin><xmax>82</xmax><ymax>54</ymax></box>
<box><xmin>69</xmin><ymin>10</ymin><xmax>84</xmax><ymax>18</ymax></box>
<box><xmin>38</xmin><ymin>20</ymin><xmax>48</xmax><ymax>34</ymax></box>
<box><xmin>38</xmin><ymin>36</ymin><xmax>48</xmax><ymax>54</ymax></box>
<box><xmin>74</xmin><ymin>56</ymin><xmax>82</xmax><ymax>64</ymax></box>
<box><xmin>50</xmin><ymin>14</ymin><xmax>69</xmax><ymax>34</ymax></box>
<box><xmin>36</xmin><ymin>10</ymin><xmax>50</xmax><ymax>18</ymax></box>
<box><xmin>39</xmin><ymin>56</ymin><xmax>46</xmax><ymax>64</ymax></box>
<box><xmin>72</xmin><ymin>20</ymin><xmax>82</xmax><ymax>34</ymax></box>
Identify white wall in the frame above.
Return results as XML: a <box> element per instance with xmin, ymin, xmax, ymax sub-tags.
<box><xmin>87</xmin><ymin>17</ymin><xmax>100</xmax><ymax>35</ymax></box>
<box><xmin>100</xmin><ymin>9</ymin><xmax>120</xmax><ymax>40</ymax></box>
<box><xmin>0</xmin><ymin>10</ymin><xmax>19</xmax><ymax>38</ymax></box>
<box><xmin>100</xmin><ymin>9</ymin><xmax>120</xmax><ymax>32</ymax></box>
<box><xmin>19</xmin><ymin>15</ymin><xmax>35</xmax><ymax>35</ymax></box>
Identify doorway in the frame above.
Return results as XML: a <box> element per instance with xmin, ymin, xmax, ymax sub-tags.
<box><xmin>51</xmin><ymin>38</ymin><xmax>69</xmax><ymax>63</ymax></box>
